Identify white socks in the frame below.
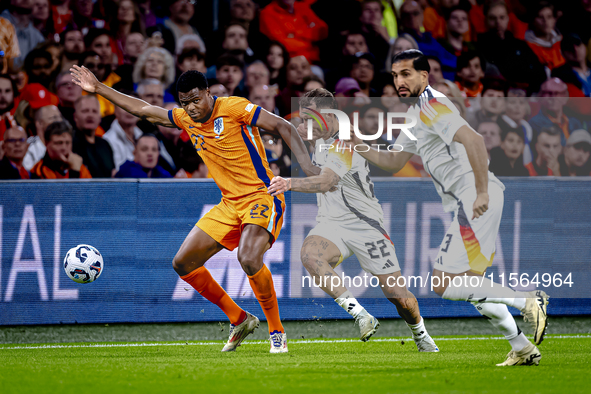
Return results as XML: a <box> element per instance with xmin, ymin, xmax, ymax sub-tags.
<box><xmin>473</xmin><ymin>302</ymin><xmax>531</xmax><ymax>351</ymax></box>
<box><xmin>442</xmin><ymin>276</ymin><xmax>527</xmax><ymax>311</ymax></box>
<box><xmin>406</xmin><ymin>317</ymin><xmax>427</xmax><ymax>338</ymax></box>
<box><xmin>335</xmin><ymin>290</ymin><xmax>368</xmax><ymax>319</ymax></box>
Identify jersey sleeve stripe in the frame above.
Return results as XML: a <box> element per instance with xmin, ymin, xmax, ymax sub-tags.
<box><xmin>251</xmin><ymin>106</ymin><xmax>262</xmax><ymax>125</ymax></box>
<box><xmin>240</xmin><ymin>126</ymin><xmax>271</xmax><ymax>186</ymax></box>
<box><xmin>168</xmin><ymin>109</ymin><xmax>181</xmax><ymax>129</ymax></box>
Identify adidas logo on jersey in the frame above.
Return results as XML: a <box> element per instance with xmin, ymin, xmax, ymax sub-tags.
<box><xmin>347</xmin><ymin>304</ymin><xmax>356</xmax><ymax>312</ymax></box>
<box><xmin>382</xmin><ymin>260</ymin><xmax>395</xmax><ymax>270</ymax></box>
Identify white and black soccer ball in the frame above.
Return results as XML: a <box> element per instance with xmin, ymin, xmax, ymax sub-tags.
<box><xmin>63</xmin><ymin>244</ymin><xmax>104</xmax><ymax>284</ymax></box>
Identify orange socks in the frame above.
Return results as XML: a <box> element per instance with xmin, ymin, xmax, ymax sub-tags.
<box><xmin>181</xmin><ymin>266</ymin><xmax>246</xmax><ymax>325</ymax></box>
<box><xmin>248</xmin><ymin>264</ymin><xmax>284</xmax><ymax>334</ymax></box>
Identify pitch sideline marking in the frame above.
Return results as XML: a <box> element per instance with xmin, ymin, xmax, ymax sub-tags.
<box><xmin>1</xmin><ymin>334</ymin><xmax>590</xmax><ymax>350</ymax></box>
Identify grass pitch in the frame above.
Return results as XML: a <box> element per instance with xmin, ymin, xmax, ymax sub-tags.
<box><xmin>1</xmin><ymin>334</ymin><xmax>589</xmax><ymax>394</ymax></box>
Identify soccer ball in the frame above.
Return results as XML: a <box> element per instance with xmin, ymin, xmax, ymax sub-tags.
<box><xmin>63</xmin><ymin>244</ymin><xmax>104</xmax><ymax>284</ymax></box>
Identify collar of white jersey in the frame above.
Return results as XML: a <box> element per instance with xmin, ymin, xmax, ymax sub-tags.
<box><xmin>410</xmin><ymin>85</ymin><xmax>436</xmax><ymax>109</ymax></box>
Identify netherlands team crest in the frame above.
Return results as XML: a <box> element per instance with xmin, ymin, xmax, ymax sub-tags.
<box><xmin>214</xmin><ymin>117</ymin><xmax>224</xmax><ymax>138</ymax></box>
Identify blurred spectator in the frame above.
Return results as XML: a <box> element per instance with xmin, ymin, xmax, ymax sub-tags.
<box><xmin>249</xmin><ymin>84</ymin><xmax>277</xmax><ymax>114</ymax></box>
<box><xmin>334</xmin><ymin>77</ymin><xmax>370</xmax><ymax>110</ymax></box>
<box><xmin>559</xmin><ymin>129</ymin><xmax>591</xmax><ymax>176</ymax></box>
<box><xmin>136</xmin><ymin>0</ymin><xmax>156</xmax><ymax>30</ymax></box>
<box><xmin>56</xmin><ymin>71</ymin><xmax>82</xmax><ymax>108</ymax></box>
<box><xmin>265</xmin><ymin>41</ymin><xmax>289</xmax><ymax>91</ymax></box>
<box><xmin>427</xmin><ymin>56</ymin><xmax>444</xmax><ymax>86</ymax></box>
<box><xmin>55</xmin><ymin>71</ymin><xmax>81</xmax><ymax>127</ymax></box>
<box><xmin>349</xmin><ymin>53</ymin><xmax>377</xmax><ymax>97</ymax></box>
<box><xmin>385</xmin><ymin>33</ymin><xmax>419</xmax><ymax>72</ymax></box>
<box><xmin>85</xmin><ymin>28</ymin><xmax>114</xmax><ymax>68</ymax></box>
<box><xmin>133</xmin><ymin>47</ymin><xmax>175</xmax><ymax>102</ymax></box>
<box><xmin>477</xmin><ymin>1</ymin><xmax>546</xmax><ymax>94</ymax></box>
<box><xmin>177</xmin><ymin>48</ymin><xmax>207</xmax><ymax>74</ymax></box>
<box><xmin>489</xmin><ymin>126</ymin><xmax>529</xmax><ymax>176</ymax></box>
<box><xmin>359</xmin><ymin>0</ymin><xmax>390</xmax><ymax>71</ymax></box>
<box><xmin>145</xmin><ymin>24</ymin><xmax>176</xmax><ymax>56</ymax></box>
<box><xmin>123</xmin><ymin>32</ymin><xmax>145</xmax><ymax>66</ymax></box>
<box><xmin>524</xmin><ymin>2</ymin><xmax>565</xmax><ymax>71</ymax></box>
<box><xmin>164</xmin><ymin>0</ymin><xmax>206</xmax><ymax>52</ymax></box>
<box><xmin>343</xmin><ymin>30</ymin><xmax>370</xmax><ymax>57</ymax></box>
<box><xmin>51</xmin><ymin>0</ymin><xmax>72</xmax><ymax>35</ymax></box>
<box><xmin>103</xmin><ymin>99</ymin><xmax>143</xmax><ymax>171</ymax></box>
<box><xmin>438</xmin><ymin>1</ymin><xmax>473</xmax><ymax>57</ymax></box>
<box><xmin>0</xmin><ymin>75</ymin><xmax>18</xmax><ymax>140</ymax></box>
<box><xmin>72</xmin><ymin>96</ymin><xmax>114</xmax><ymax>178</ymax></box>
<box><xmin>19</xmin><ymin>83</ymin><xmax>60</xmax><ymax>130</ymax></box>
<box><xmin>135</xmin><ymin>79</ymin><xmax>162</xmax><ymax>134</ymax></box>
<box><xmin>59</xmin><ymin>26</ymin><xmax>85</xmax><ymax>72</ymax></box>
<box><xmin>0</xmin><ymin>126</ymin><xmax>30</xmax><ymax>179</ymax></box>
<box><xmin>245</xmin><ymin>61</ymin><xmax>270</xmax><ymax>94</ymax></box>
<box><xmin>1</xmin><ymin>0</ymin><xmax>45</xmax><ymax>70</ymax></box>
<box><xmin>303</xmin><ymin>75</ymin><xmax>325</xmax><ymax>93</ymax></box>
<box><xmin>175</xmin><ymin>141</ymin><xmax>208</xmax><ymax>178</ymax></box>
<box><xmin>110</xmin><ymin>0</ymin><xmax>146</xmax><ymax>67</ymax></box>
<box><xmin>552</xmin><ymin>34</ymin><xmax>591</xmax><ymax>97</ymax></box>
<box><xmin>455</xmin><ymin>51</ymin><xmax>485</xmax><ymax>97</ymax></box>
<box><xmin>24</xmin><ymin>48</ymin><xmax>54</xmax><ymax>88</ymax></box>
<box><xmin>261</xmin><ymin>132</ymin><xmax>290</xmax><ymax>176</ymax></box>
<box><xmin>30</xmin><ymin>120</ymin><xmax>92</xmax><ymax>178</ymax></box>
<box><xmin>466</xmin><ymin>78</ymin><xmax>506</xmax><ymax>126</ymax></box>
<box><xmin>526</xmin><ymin>125</ymin><xmax>562</xmax><ymax>176</ymax></box>
<box><xmin>23</xmin><ymin>104</ymin><xmax>62</xmax><ymax>170</ymax></box>
<box><xmin>31</xmin><ymin>0</ymin><xmax>51</xmax><ymax>37</ymax></box>
<box><xmin>115</xmin><ymin>134</ymin><xmax>172</xmax><ymax>178</ymax></box>
<box><xmin>209</xmin><ymin>80</ymin><xmax>229</xmax><ymax>97</ymax></box>
<box><xmin>42</xmin><ymin>41</ymin><xmax>62</xmax><ymax>80</ymax></box>
<box><xmin>399</xmin><ymin>1</ymin><xmax>457</xmax><ymax>81</ymax></box>
<box><xmin>215</xmin><ymin>54</ymin><xmax>246</xmax><ymax>97</ymax></box>
<box><xmin>228</xmin><ymin>0</ymin><xmax>269</xmax><ymax>57</ymax></box>
<box><xmin>0</xmin><ymin>16</ymin><xmax>21</xmax><ymax>73</ymax></box>
<box><xmin>476</xmin><ymin>121</ymin><xmax>502</xmax><ymax>159</ymax></box>
<box><xmin>259</xmin><ymin>0</ymin><xmax>328</xmax><ymax>63</ymax></box>
<box><xmin>72</xmin><ymin>0</ymin><xmax>106</xmax><ymax>34</ymax></box>
<box><xmin>176</xmin><ymin>34</ymin><xmax>207</xmax><ymax>58</ymax></box>
<box><xmin>499</xmin><ymin>92</ymin><xmax>534</xmax><ymax>164</ymax></box>
<box><xmin>154</xmin><ymin>102</ymin><xmax>184</xmax><ymax>175</ymax></box>
<box><xmin>530</xmin><ymin>78</ymin><xmax>582</xmax><ymax>146</ymax></box>
<box><xmin>380</xmin><ymin>82</ymin><xmax>398</xmax><ymax>111</ymax></box>
<box><xmin>221</xmin><ymin>23</ymin><xmax>254</xmax><ymax>64</ymax></box>
<box><xmin>275</xmin><ymin>55</ymin><xmax>312</xmax><ymax>116</ymax></box>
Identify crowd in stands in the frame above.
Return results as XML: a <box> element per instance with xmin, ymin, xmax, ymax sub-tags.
<box><xmin>1</xmin><ymin>0</ymin><xmax>591</xmax><ymax>180</ymax></box>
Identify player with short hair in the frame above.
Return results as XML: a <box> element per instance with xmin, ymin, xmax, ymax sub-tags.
<box><xmin>267</xmin><ymin>88</ymin><xmax>439</xmax><ymax>352</ymax></box>
<box><xmin>70</xmin><ymin>66</ymin><xmax>319</xmax><ymax>353</ymax></box>
<box><xmin>348</xmin><ymin>49</ymin><xmax>549</xmax><ymax>366</ymax></box>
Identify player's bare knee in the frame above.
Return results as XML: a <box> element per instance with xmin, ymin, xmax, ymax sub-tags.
<box><xmin>237</xmin><ymin>250</ymin><xmax>262</xmax><ymax>276</ymax></box>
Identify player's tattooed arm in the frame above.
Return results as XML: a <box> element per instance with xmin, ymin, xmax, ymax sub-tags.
<box><xmin>70</xmin><ymin>65</ymin><xmax>174</xmax><ymax>127</ymax></box>
<box><xmin>254</xmin><ymin>108</ymin><xmax>321</xmax><ymax>176</ymax></box>
<box><xmin>268</xmin><ymin>168</ymin><xmax>340</xmax><ymax>196</ymax></box>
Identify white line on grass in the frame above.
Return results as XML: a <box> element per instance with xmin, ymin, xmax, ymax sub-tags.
<box><xmin>1</xmin><ymin>334</ymin><xmax>590</xmax><ymax>350</ymax></box>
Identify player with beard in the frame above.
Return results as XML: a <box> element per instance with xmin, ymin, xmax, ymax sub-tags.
<box><xmin>351</xmin><ymin>50</ymin><xmax>549</xmax><ymax>366</ymax></box>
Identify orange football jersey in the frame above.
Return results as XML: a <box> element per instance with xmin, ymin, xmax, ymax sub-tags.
<box><xmin>168</xmin><ymin>96</ymin><xmax>275</xmax><ymax>200</ymax></box>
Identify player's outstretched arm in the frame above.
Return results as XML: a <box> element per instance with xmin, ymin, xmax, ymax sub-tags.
<box><xmin>267</xmin><ymin>168</ymin><xmax>339</xmax><ymax>196</ymax></box>
<box><xmin>70</xmin><ymin>65</ymin><xmax>173</xmax><ymax>127</ymax></box>
<box><xmin>346</xmin><ymin>133</ymin><xmax>413</xmax><ymax>173</ymax></box>
<box><xmin>254</xmin><ymin>109</ymin><xmax>320</xmax><ymax>176</ymax></box>
<box><xmin>453</xmin><ymin>125</ymin><xmax>489</xmax><ymax>219</ymax></box>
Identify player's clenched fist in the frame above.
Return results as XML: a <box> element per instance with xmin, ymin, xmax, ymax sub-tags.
<box><xmin>472</xmin><ymin>192</ymin><xmax>489</xmax><ymax>219</ymax></box>
<box><xmin>268</xmin><ymin>176</ymin><xmax>291</xmax><ymax>196</ymax></box>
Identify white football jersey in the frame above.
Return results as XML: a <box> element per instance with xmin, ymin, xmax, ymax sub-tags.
<box><xmin>395</xmin><ymin>86</ymin><xmax>505</xmax><ymax>212</ymax></box>
<box><xmin>312</xmin><ymin>135</ymin><xmax>385</xmax><ymax>225</ymax></box>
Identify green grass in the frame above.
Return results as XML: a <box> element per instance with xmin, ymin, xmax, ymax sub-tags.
<box><xmin>1</xmin><ymin>334</ymin><xmax>589</xmax><ymax>394</ymax></box>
